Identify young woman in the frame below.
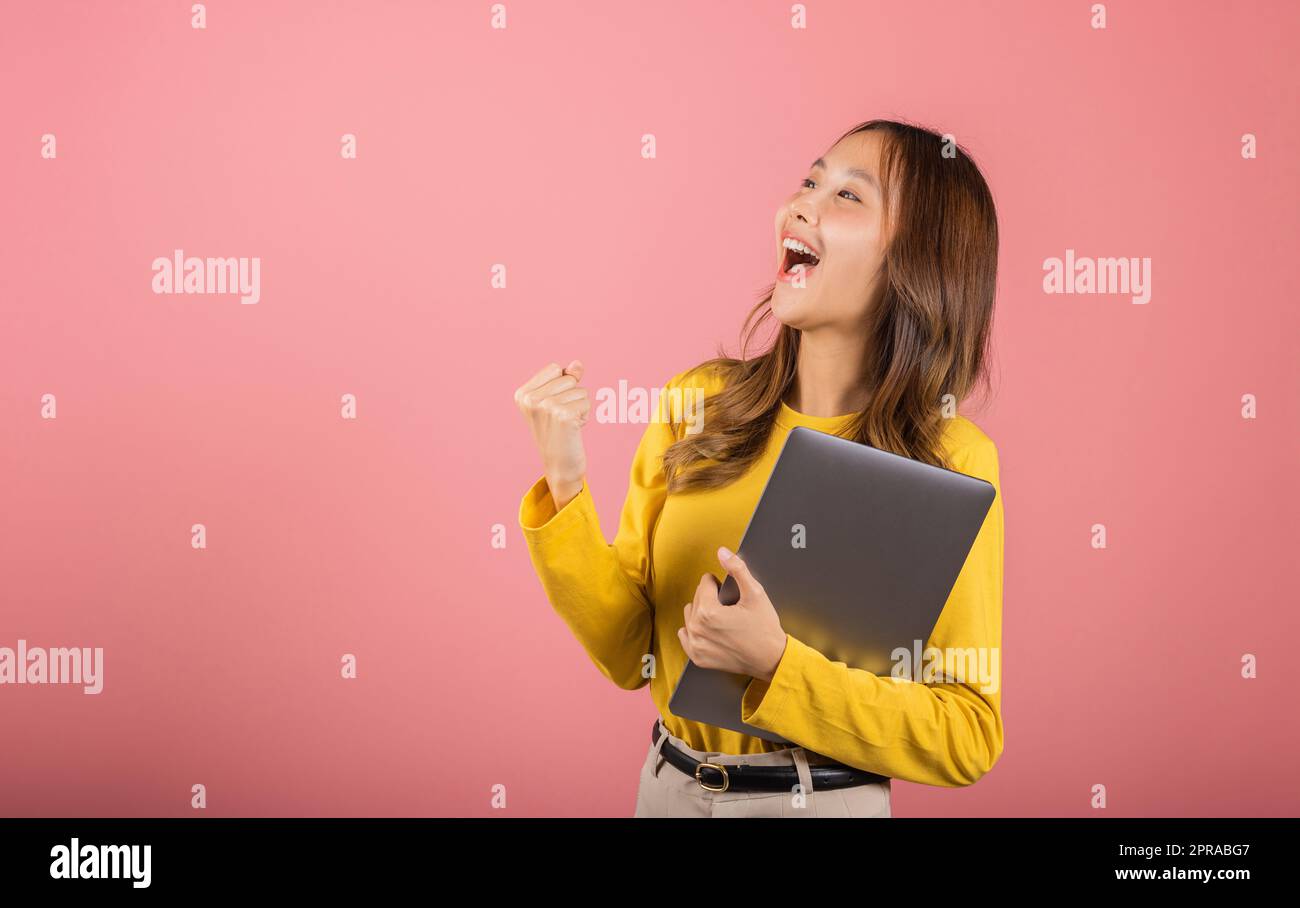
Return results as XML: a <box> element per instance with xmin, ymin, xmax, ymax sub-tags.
<box><xmin>513</xmin><ymin>119</ymin><xmax>1004</xmax><ymax>818</ymax></box>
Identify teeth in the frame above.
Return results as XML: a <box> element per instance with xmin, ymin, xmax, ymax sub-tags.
<box><xmin>782</xmin><ymin>237</ymin><xmax>819</xmax><ymax>258</ymax></box>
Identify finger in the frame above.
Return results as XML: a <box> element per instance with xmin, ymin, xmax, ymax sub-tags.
<box><xmin>516</xmin><ymin>362</ymin><xmax>566</xmax><ymax>400</ymax></box>
<box><xmin>695</xmin><ymin>576</ymin><xmax>720</xmax><ymax>614</ymax></box>
<box><xmin>718</xmin><ymin>546</ymin><xmax>763</xmax><ymax>602</ymax></box>
<box><xmin>531</xmin><ymin>372</ymin><xmax>580</xmax><ymax>401</ymax></box>
<box><xmin>547</xmin><ymin>387</ymin><xmax>588</xmax><ymax>406</ymax></box>
<box><xmin>696</xmin><ymin>571</ymin><xmax>720</xmax><ymax>600</ymax></box>
<box><xmin>562</xmin><ymin>359</ymin><xmax>585</xmax><ymax>383</ymax></box>
<box><xmin>677</xmin><ymin>625</ymin><xmax>694</xmax><ymax>660</ymax></box>
<box><xmin>543</xmin><ymin>391</ymin><xmax>590</xmax><ymax>427</ymax></box>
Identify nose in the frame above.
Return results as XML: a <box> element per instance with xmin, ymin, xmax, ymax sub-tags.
<box><xmin>788</xmin><ymin>197</ymin><xmax>817</xmax><ymax>225</ymax></box>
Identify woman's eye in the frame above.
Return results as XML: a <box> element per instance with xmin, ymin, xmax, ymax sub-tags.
<box><xmin>800</xmin><ymin>178</ymin><xmax>859</xmax><ymax>202</ymax></box>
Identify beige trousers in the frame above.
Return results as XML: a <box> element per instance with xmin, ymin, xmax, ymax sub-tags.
<box><xmin>633</xmin><ymin>718</ymin><xmax>892</xmax><ymax>818</ymax></box>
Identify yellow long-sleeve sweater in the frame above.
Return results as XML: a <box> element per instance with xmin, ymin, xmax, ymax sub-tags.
<box><xmin>518</xmin><ymin>363</ymin><xmax>1005</xmax><ymax>788</ymax></box>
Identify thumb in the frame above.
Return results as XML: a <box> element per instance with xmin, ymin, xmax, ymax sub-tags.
<box><xmin>563</xmin><ymin>359</ymin><xmax>585</xmax><ymax>383</ymax></box>
<box><xmin>718</xmin><ymin>546</ymin><xmax>763</xmax><ymax>603</ymax></box>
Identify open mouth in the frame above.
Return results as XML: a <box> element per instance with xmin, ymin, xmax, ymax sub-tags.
<box><xmin>780</xmin><ymin>238</ymin><xmax>821</xmax><ymax>279</ymax></box>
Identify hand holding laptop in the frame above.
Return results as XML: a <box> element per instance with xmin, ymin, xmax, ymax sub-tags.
<box><xmin>678</xmin><ymin>545</ymin><xmax>789</xmax><ymax>684</ymax></box>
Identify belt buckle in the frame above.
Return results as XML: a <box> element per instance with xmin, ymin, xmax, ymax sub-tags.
<box><xmin>694</xmin><ymin>760</ymin><xmax>730</xmax><ymax>793</ymax></box>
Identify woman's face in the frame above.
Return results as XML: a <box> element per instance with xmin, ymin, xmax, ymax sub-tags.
<box><xmin>771</xmin><ymin>130</ymin><xmax>890</xmax><ymax>333</ymax></box>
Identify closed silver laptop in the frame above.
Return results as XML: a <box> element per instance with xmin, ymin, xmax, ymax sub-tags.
<box><xmin>668</xmin><ymin>425</ymin><xmax>997</xmax><ymax>743</ymax></box>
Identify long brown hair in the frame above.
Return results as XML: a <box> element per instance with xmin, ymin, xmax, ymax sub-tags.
<box><xmin>662</xmin><ymin>118</ymin><xmax>999</xmax><ymax>493</ymax></box>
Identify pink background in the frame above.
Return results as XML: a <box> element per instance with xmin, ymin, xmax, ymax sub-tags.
<box><xmin>2</xmin><ymin>1</ymin><xmax>1297</xmax><ymax>817</ymax></box>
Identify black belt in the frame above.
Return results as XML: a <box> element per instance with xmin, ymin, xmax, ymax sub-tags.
<box><xmin>651</xmin><ymin>720</ymin><xmax>889</xmax><ymax>793</ymax></box>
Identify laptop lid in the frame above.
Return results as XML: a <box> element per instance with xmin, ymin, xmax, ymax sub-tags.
<box><xmin>668</xmin><ymin>425</ymin><xmax>996</xmax><ymax>743</ymax></box>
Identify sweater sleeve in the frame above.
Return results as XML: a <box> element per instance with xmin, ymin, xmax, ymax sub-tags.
<box><xmin>739</xmin><ymin>435</ymin><xmax>1006</xmax><ymax>787</ymax></box>
<box><xmin>517</xmin><ymin>373</ymin><xmax>686</xmax><ymax>692</ymax></box>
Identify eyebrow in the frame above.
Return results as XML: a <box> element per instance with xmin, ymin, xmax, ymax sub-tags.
<box><xmin>811</xmin><ymin>157</ymin><xmax>880</xmax><ymax>194</ymax></box>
